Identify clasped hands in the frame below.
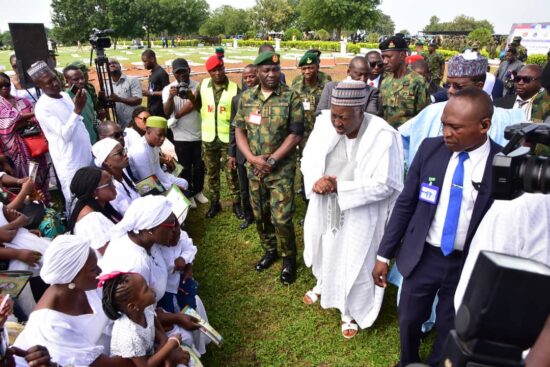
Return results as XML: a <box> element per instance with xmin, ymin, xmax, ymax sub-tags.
<box><xmin>250</xmin><ymin>154</ymin><xmax>273</xmax><ymax>178</ymax></box>
<box><xmin>312</xmin><ymin>176</ymin><xmax>337</xmax><ymax>195</ymax></box>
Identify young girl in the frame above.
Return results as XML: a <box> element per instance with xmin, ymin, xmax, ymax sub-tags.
<box><xmin>100</xmin><ymin>271</ymin><xmax>190</xmax><ymax>367</ymax></box>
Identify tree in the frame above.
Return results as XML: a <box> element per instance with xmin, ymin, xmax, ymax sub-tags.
<box><xmin>368</xmin><ymin>11</ymin><xmax>395</xmax><ymax>36</ymax></box>
<box><xmin>253</xmin><ymin>0</ymin><xmax>299</xmax><ymax>34</ymax></box>
<box><xmin>398</xmin><ymin>29</ymin><xmax>410</xmax><ymax>36</ymax></box>
<box><xmin>468</xmin><ymin>28</ymin><xmax>493</xmax><ymax>48</ymax></box>
<box><xmin>51</xmin><ymin>0</ymin><xmax>110</xmax><ymax>43</ymax></box>
<box><xmin>298</xmin><ymin>0</ymin><xmax>380</xmax><ymax>40</ymax></box>
<box><xmin>423</xmin><ymin>14</ymin><xmax>494</xmax><ymax>34</ymax></box>
<box><xmin>0</xmin><ymin>31</ymin><xmax>12</xmax><ymax>49</ymax></box>
<box><xmin>199</xmin><ymin>6</ymin><xmax>251</xmax><ymax>37</ymax></box>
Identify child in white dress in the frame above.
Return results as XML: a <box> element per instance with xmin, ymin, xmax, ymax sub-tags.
<box><xmin>100</xmin><ymin>271</ymin><xmax>190</xmax><ymax>367</ymax></box>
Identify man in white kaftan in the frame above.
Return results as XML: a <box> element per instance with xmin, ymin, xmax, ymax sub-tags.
<box><xmin>301</xmin><ymin>80</ymin><xmax>404</xmax><ymax>334</ymax></box>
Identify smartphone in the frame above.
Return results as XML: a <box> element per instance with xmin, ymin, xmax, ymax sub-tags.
<box><xmin>70</xmin><ymin>83</ymin><xmax>80</xmax><ymax>94</ymax></box>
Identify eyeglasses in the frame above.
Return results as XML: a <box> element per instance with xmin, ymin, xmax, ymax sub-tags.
<box><xmin>110</xmin><ymin>131</ymin><xmax>127</xmax><ymax>140</ymax></box>
<box><xmin>160</xmin><ymin>218</ymin><xmax>178</xmax><ymax>228</ymax></box>
<box><xmin>513</xmin><ymin>76</ymin><xmax>539</xmax><ymax>83</ymax></box>
<box><xmin>109</xmin><ymin>147</ymin><xmax>127</xmax><ymax>158</ymax></box>
<box><xmin>369</xmin><ymin>61</ymin><xmax>384</xmax><ymax>69</ymax></box>
<box><xmin>96</xmin><ymin>179</ymin><xmax>115</xmax><ymax>190</ymax></box>
<box><xmin>443</xmin><ymin>82</ymin><xmax>468</xmax><ymax>90</ymax></box>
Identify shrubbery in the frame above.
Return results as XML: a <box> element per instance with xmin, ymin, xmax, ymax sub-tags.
<box><xmin>284</xmin><ymin>28</ymin><xmax>303</xmax><ymax>41</ymax></box>
<box><xmin>526</xmin><ymin>54</ymin><xmax>547</xmax><ymax>66</ymax></box>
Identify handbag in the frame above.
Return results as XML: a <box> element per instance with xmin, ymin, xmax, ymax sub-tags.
<box><xmin>20</xmin><ymin>124</ymin><xmax>48</xmax><ymax>157</ymax></box>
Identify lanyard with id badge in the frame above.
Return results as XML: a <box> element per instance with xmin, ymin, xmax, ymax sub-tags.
<box><xmin>419</xmin><ymin>176</ymin><xmax>439</xmax><ymax>205</ymax></box>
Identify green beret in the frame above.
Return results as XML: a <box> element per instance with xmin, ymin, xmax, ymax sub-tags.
<box><xmin>415</xmin><ymin>41</ymin><xmax>424</xmax><ymax>46</ymax></box>
<box><xmin>146</xmin><ymin>116</ymin><xmax>167</xmax><ymax>129</ymax></box>
<box><xmin>379</xmin><ymin>36</ymin><xmax>408</xmax><ymax>52</ymax></box>
<box><xmin>298</xmin><ymin>52</ymin><xmax>319</xmax><ymax>67</ymax></box>
<box><xmin>69</xmin><ymin>60</ymin><xmax>89</xmax><ymax>73</ymax></box>
<box><xmin>254</xmin><ymin>51</ymin><xmax>280</xmax><ymax>66</ymax></box>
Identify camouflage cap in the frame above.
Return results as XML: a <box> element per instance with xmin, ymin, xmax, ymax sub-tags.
<box><xmin>513</xmin><ymin>36</ymin><xmax>522</xmax><ymax>42</ymax></box>
<box><xmin>298</xmin><ymin>52</ymin><xmax>319</xmax><ymax>67</ymax></box>
<box><xmin>254</xmin><ymin>51</ymin><xmax>280</xmax><ymax>66</ymax></box>
<box><xmin>379</xmin><ymin>36</ymin><xmax>408</xmax><ymax>52</ymax></box>
<box><xmin>447</xmin><ymin>52</ymin><xmax>488</xmax><ymax>78</ymax></box>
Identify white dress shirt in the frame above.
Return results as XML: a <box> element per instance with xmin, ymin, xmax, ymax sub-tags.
<box><xmin>367</xmin><ymin>75</ymin><xmax>381</xmax><ymax>89</ymax></box>
<box><xmin>426</xmin><ymin>138</ymin><xmax>491</xmax><ymax>251</ymax></box>
<box><xmin>513</xmin><ymin>93</ymin><xmax>539</xmax><ymax>121</ymax></box>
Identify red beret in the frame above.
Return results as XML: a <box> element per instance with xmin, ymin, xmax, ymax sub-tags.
<box><xmin>405</xmin><ymin>54</ymin><xmax>424</xmax><ymax>64</ymax></box>
<box><xmin>205</xmin><ymin>55</ymin><xmax>224</xmax><ymax>72</ymax></box>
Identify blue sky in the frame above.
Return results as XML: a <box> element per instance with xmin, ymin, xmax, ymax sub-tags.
<box><xmin>1</xmin><ymin>0</ymin><xmax>549</xmax><ymax>35</ymax></box>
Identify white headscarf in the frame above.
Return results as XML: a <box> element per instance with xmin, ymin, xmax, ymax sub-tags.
<box><xmin>92</xmin><ymin>138</ymin><xmax>119</xmax><ymax>167</ymax></box>
<box><xmin>40</xmin><ymin>235</ymin><xmax>91</xmax><ymax>285</ymax></box>
<box><xmin>110</xmin><ymin>195</ymin><xmax>173</xmax><ymax>240</ymax></box>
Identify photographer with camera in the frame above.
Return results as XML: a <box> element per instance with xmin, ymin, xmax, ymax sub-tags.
<box><xmin>496</xmin><ymin>46</ymin><xmax>524</xmax><ymax>96</ymax></box>
<box><xmin>162</xmin><ymin>58</ymin><xmax>207</xmax><ymax>208</ymax></box>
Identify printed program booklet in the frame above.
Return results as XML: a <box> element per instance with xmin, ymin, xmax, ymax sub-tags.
<box><xmin>0</xmin><ymin>271</ymin><xmax>33</xmax><ymax>298</ymax></box>
<box><xmin>181</xmin><ymin>306</ymin><xmax>223</xmax><ymax>346</ymax></box>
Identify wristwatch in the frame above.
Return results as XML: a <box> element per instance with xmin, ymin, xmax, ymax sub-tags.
<box><xmin>267</xmin><ymin>156</ymin><xmax>277</xmax><ymax>168</ymax></box>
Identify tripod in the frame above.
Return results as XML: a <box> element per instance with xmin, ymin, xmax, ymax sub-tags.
<box><xmin>89</xmin><ymin>47</ymin><xmax>118</xmax><ymax>124</ymax></box>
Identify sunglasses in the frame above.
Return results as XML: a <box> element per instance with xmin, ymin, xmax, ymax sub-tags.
<box><xmin>369</xmin><ymin>61</ymin><xmax>384</xmax><ymax>68</ymax></box>
<box><xmin>110</xmin><ymin>131</ymin><xmax>127</xmax><ymax>140</ymax></box>
<box><xmin>513</xmin><ymin>76</ymin><xmax>539</xmax><ymax>83</ymax></box>
<box><xmin>96</xmin><ymin>179</ymin><xmax>115</xmax><ymax>190</ymax></box>
<box><xmin>109</xmin><ymin>147</ymin><xmax>127</xmax><ymax>158</ymax></box>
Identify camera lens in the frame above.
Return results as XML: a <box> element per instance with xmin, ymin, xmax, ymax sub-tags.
<box><xmin>519</xmin><ymin>155</ymin><xmax>550</xmax><ymax>194</ymax></box>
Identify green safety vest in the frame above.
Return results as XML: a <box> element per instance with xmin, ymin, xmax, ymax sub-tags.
<box><xmin>200</xmin><ymin>78</ymin><xmax>238</xmax><ymax>143</ymax></box>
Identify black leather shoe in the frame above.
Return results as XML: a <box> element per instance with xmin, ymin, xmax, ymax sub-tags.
<box><xmin>280</xmin><ymin>257</ymin><xmax>297</xmax><ymax>285</ymax></box>
<box><xmin>232</xmin><ymin>202</ymin><xmax>245</xmax><ymax>219</ymax></box>
<box><xmin>206</xmin><ymin>202</ymin><xmax>221</xmax><ymax>218</ymax></box>
<box><xmin>239</xmin><ymin>215</ymin><xmax>255</xmax><ymax>230</ymax></box>
<box><xmin>255</xmin><ymin>250</ymin><xmax>278</xmax><ymax>272</ymax></box>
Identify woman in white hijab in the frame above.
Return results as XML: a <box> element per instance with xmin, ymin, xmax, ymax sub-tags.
<box><xmin>100</xmin><ymin>196</ymin><xmax>210</xmax><ymax>355</ymax></box>
<box><xmin>92</xmin><ymin>138</ymin><xmax>139</xmax><ymax>215</ymax></box>
<box><xmin>13</xmin><ymin>235</ymin><xmax>133</xmax><ymax>367</ymax></box>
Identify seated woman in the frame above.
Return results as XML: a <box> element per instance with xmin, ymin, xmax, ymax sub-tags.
<box><xmin>92</xmin><ymin>138</ymin><xmax>139</xmax><ymax>215</ymax></box>
<box><xmin>0</xmin><ymin>72</ymin><xmax>49</xmax><ymax>201</ymax></box>
<box><xmin>68</xmin><ymin>167</ymin><xmax>122</xmax><ymax>256</ymax></box>
<box><xmin>13</xmin><ymin>235</ymin><xmax>134</xmax><ymax>367</ymax></box>
<box><xmin>100</xmin><ymin>196</ymin><xmax>209</xmax><ymax>355</ymax></box>
<box><xmin>125</xmin><ymin>106</ymin><xmax>150</xmax><ymax>151</ymax></box>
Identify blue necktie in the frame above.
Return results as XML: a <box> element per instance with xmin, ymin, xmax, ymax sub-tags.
<box><xmin>440</xmin><ymin>152</ymin><xmax>469</xmax><ymax>256</ymax></box>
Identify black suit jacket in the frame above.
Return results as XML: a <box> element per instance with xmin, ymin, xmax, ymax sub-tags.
<box><xmin>228</xmin><ymin>94</ymin><xmax>246</xmax><ymax>165</ymax></box>
<box><xmin>377</xmin><ymin>137</ymin><xmax>502</xmax><ymax>278</ymax></box>
<box><xmin>493</xmin><ymin>94</ymin><xmax>517</xmax><ymax>109</ymax></box>
<box><xmin>316</xmin><ymin>81</ymin><xmax>382</xmax><ymax>116</ymax></box>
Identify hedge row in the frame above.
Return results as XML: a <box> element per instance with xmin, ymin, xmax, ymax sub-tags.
<box><xmin>526</xmin><ymin>54</ymin><xmax>547</xmax><ymax>66</ymax></box>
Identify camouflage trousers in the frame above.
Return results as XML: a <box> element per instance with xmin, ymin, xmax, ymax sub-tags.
<box><xmin>203</xmin><ymin>138</ymin><xmax>240</xmax><ymax>204</ymax></box>
<box><xmin>247</xmin><ymin>165</ymin><xmax>297</xmax><ymax>258</ymax></box>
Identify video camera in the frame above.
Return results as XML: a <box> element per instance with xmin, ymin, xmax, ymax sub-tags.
<box><xmin>89</xmin><ymin>28</ymin><xmax>113</xmax><ymax>50</ymax></box>
<box><xmin>491</xmin><ymin>121</ymin><xmax>550</xmax><ymax>200</ymax></box>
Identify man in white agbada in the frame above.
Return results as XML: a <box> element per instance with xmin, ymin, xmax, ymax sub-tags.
<box><xmin>27</xmin><ymin>61</ymin><xmax>93</xmax><ymax>204</ymax></box>
<box><xmin>301</xmin><ymin>79</ymin><xmax>404</xmax><ymax>338</ymax></box>
<box><xmin>454</xmin><ymin>193</ymin><xmax>550</xmax><ymax>311</ymax></box>
<box><xmin>128</xmin><ymin>115</ymin><xmax>188</xmax><ymax>191</ymax></box>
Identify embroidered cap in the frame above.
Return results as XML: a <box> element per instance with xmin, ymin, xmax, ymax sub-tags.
<box><xmin>331</xmin><ymin>79</ymin><xmax>367</xmax><ymax>107</ymax></box>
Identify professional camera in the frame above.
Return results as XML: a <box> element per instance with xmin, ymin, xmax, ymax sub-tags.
<box><xmin>89</xmin><ymin>28</ymin><xmax>113</xmax><ymax>50</ymax></box>
<box><xmin>491</xmin><ymin>121</ymin><xmax>550</xmax><ymax>200</ymax></box>
<box><xmin>177</xmin><ymin>82</ymin><xmax>190</xmax><ymax>99</ymax></box>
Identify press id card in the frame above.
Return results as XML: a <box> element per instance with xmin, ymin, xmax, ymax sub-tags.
<box><xmin>303</xmin><ymin>100</ymin><xmax>311</xmax><ymax>111</ymax></box>
<box><xmin>248</xmin><ymin>112</ymin><xmax>262</xmax><ymax>125</ymax></box>
<box><xmin>419</xmin><ymin>182</ymin><xmax>439</xmax><ymax>204</ymax></box>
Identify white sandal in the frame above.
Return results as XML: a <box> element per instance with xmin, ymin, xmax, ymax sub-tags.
<box><xmin>303</xmin><ymin>290</ymin><xmax>320</xmax><ymax>305</ymax></box>
<box><xmin>341</xmin><ymin>316</ymin><xmax>359</xmax><ymax>339</ymax></box>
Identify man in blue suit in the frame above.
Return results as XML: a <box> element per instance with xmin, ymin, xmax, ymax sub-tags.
<box><xmin>373</xmin><ymin>87</ymin><xmax>502</xmax><ymax>367</ymax></box>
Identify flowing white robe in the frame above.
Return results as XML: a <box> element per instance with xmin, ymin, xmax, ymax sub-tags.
<box><xmin>128</xmin><ymin>136</ymin><xmax>188</xmax><ymax>190</ymax></box>
<box><xmin>454</xmin><ymin>193</ymin><xmax>550</xmax><ymax>311</ymax></box>
<box><xmin>34</xmin><ymin>92</ymin><xmax>93</xmax><ymax>202</ymax></box>
<box><xmin>301</xmin><ymin>111</ymin><xmax>404</xmax><ymax>328</ymax></box>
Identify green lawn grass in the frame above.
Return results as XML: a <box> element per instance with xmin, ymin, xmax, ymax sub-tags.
<box><xmin>185</xmin><ymin>181</ymin><xmax>435</xmax><ymax>367</ymax></box>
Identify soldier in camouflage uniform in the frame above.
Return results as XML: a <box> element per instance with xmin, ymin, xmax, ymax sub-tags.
<box><xmin>234</xmin><ymin>51</ymin><xmax>304</xmax><ymax>285</ymax></box>
<box><xmin>423</xmin><ymin>42</ymin><xmax>445</xmax><ymax>89</ymax></box>
<box><xmin>379</xmin><ymin>35</ymin><xmax>431</xmax><ymax>128</ymax></box>
<box><xmin>531</xmin><ymin>92</ymin><xmax>550</xmax><ymax>123</ymax></box>
<box><xmin>196</xmin><ymin>55</ymin><xmax>241</xmax><ymax>219</ymax></box>
<box><xmin>512</xmin><ymin>36</ymin><xmax>528</xmax><ymax>63</ymax></box>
